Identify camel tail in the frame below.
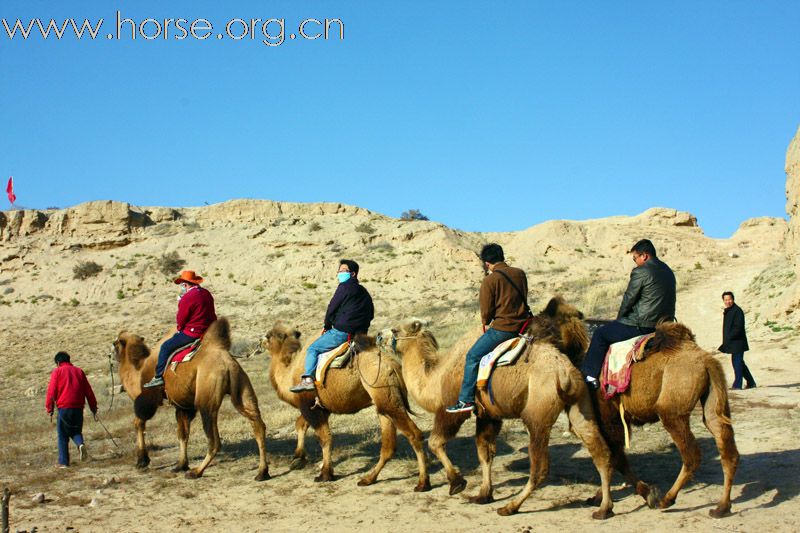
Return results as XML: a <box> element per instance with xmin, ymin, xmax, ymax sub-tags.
<box><xmin>704</xmin><ymin>355</ymin><xmax>733</xmax><ymax>425</ymax></box>
<box><xmin>228</xmin><ymin>361</ymin><xmax>265</xmax><ymax>420</ymax></box>
<box><xmin>555</xmin><ymin>363</ymin><xmax>586</xmax><ymax>406</ymax></box>
<box><xmin>204</xmin><ymin>317</ymin><xmax>232</xmax><ymax>351</ymax></box>
<box><xmin>396</xmin><ymin>370</ymin><xmax>416</xmax><ymax>416</ymax></box>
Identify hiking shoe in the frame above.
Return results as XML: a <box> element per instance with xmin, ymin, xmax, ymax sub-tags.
<box><xmin>746</xmin><ymin>382</ymin><xmax>757</xmax><ymax>389</ymax></box>
<box><xmin>56</xmin><ymin>463</ymin><xmax>68</xmax><ymax>469</ymax></box>
<box><xmin>289</xmin><ymin>376</ymin><xmax>316</xmax><ymax>393</ymax></box>
<box><xmin>584</xmin><ymin>376</ymin><xmax>600</xmax><ymax>391</ymax></box>
<box><xmin>79</xmin><ymin>443</ymin><xmax>88</xmax><ymax>462</ymax></box>
<box><xmin>143</xmin><ymin>376</ymin><xmax>164</xmax><ymax>389</ymax></box>
<box><xmin>445</xmin><ymin>401</ymin><xmax>475</xmax><ymax>414</ymax></box>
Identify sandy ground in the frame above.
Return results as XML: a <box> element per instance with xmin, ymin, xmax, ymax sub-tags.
<box><xmin>1</xmin><ymin>338</ymin><xmax>798</xmax><ymax>533</ymax></box>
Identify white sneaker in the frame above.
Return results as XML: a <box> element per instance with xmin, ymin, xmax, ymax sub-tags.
<box><xmin>79</xmin><ymin>443</ymin><xmax>88</xmax><ymax>461</ymax></box>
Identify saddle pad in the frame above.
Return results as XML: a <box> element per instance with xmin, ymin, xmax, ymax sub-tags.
<box><xmin>314</xmin><ymin>341</ymin><xmax>352</xmax><ymax>385</ymax></box>
<box><xmin>600</xmin><ymin>333</ymin><xmax>654</xmax><ymax>399</ymax></box>
<box><xmin>168</xmin><ymin>338</ymin><xmax>202</xmax><ymax>371</ymax></box>
<box><xmin>476</xmin><ymin>337</ymin><xmax>524</xmax><ymax>389</ymax></box>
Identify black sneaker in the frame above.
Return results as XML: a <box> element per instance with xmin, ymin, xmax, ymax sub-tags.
<box><xmin>584</xmin><ymin>376</ymin><xmax>599</xmax><ymax>391</ymax></box>
<box><xmin>289</xmin><ymin>376</ymin><xmax>316</xmax><ymax>393</ymax></box>
<box><xmin>143</xmin><ymin>376</ymin><xmax>164</xmax><ymax>389</ymax></box>
<box><xmin>445</xmin><ymin>401</ymin><xmax>475</xmax><ymax>414</ymax></box>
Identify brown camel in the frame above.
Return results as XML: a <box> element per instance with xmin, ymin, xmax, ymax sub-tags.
<box><xmin>260</xmin><ymin>323</ymin><xmax>430</xmax><ymax>491</ymax></box>
<box><xmin>582</xmin><ymin>320</ymin><xmax>739</xmax><ymax>518</ymax></box>
<box><xmin>380</xmin><ymin>297</ymin><xmax>614</xmax><ymax>518</ymax></box>
<box><xmin>113</xmin><ymin>318</ymin><xmax>270</xmax><ymax>480</ymax></box>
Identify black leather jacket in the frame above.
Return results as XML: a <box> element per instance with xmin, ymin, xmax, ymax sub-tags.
<box><xmin>617</xmin><ymin>257</ymin><xmax>676</xmax><ymax>328</ymax></box>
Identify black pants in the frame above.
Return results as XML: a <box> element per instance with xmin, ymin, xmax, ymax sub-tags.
<box><xmin>581</xmin><ymin>320</ymin><xmax>654</xmax><ymax>379</ymax></box>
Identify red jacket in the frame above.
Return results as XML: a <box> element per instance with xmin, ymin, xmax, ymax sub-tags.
<box><xmin>45</xmin><ymin>362</ymin><xmax>97</xmax><ymax>414</ymax></box>
<box><xmin>177</xmin><ymin>285</ymin><xmax>217</xmax><ymax>338</ymax></box>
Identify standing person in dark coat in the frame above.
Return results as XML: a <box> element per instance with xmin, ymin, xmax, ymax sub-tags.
<box><xmin>290</xmin><ymin>259</ymin><xmax>374</xmax><ymax>392</ymax></box>
<box><xmin>45</xmin><ymin>351</ymin><xmax>98</xmax><ymax>467</ymax></box>
<box><xmin>719</xmin><ymin>291</ymin><xmax>755</xmax><ymax>390</ymax></box>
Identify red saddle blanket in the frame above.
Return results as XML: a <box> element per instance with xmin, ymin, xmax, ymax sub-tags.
<box><xmin>600</xmin><ymin>333</ymin><xmax>654</xmax><ymax>399</ymax></box>
<box><xmin>168</xmin><ymin>338</ymin><xmax>202</xmax><ymax>367</ymax></box>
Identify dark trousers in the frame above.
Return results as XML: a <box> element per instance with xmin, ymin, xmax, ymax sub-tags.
<box><xmin>457</xmin><ymin>328</ymin><xmax>518</xmax><ymax>403</ymax></box>
<box><xmin>155</xmin><ymin>331</ymin><xmax>196</xmax><ymax>378</ymax></box>
<box><xmin>582</xmin><ymin>320</ymin><xmax>655</xmax><ymax>379</ymax></box>
<box><xmin>730</xmin><ymin>352</ymin><xmax>755</xmax><ymax>389</ymax></box>
<box><xmin>57</xmin><ymin>408</ymin><xmax>84</xmax><ymax>466</ymax></box>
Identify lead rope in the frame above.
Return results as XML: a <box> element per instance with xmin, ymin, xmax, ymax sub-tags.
<box><xmin>107</xmin><ymin>350</ymin><xmax>115</xmax><ymax>410</ymax></box>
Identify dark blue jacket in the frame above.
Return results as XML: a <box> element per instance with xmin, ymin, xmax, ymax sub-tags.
<box><xmin>324</xmin><ymin>278</ymin><xmax>374</xmax><ymax>334</ymax></box>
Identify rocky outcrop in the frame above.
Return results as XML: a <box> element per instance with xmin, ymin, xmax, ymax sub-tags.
<box><xmin>631</xmin><ymin>207</ymin><xmax>699</xmax><ymax>228</ymax></box>
<box><xmin>786</xmin><ymin>125</ymin><xmax>800</xmax><ymax>264</ymax></box>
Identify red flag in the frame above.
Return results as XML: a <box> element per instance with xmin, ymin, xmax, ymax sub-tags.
<box><xmin>6</xmin><ymin>176</ymin><xmax>15</xmax><ymax>204</ymax></box>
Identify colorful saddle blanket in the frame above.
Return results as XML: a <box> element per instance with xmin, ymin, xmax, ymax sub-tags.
<box><xmin>600</xmin><ymin>333</ymin><xmax>654</xmax><ymax>399</ymax></box>
<box><xmin>476</xmin><ymin>336</ymin><xmax>528</xmax><ymax>390</ymax></box>
<box><xmin>167</xmin><ymin>338</ymin><xmax>202</xmax><ymax>372</ymax></box>
<box><xmin>315</xmin><ymin>341</ymin><xmax>353</xmax><ymax>385</ymax></box>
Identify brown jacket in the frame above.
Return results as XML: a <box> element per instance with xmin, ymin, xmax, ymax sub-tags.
<box><xmin>479</xmin><ymin>262</ymin><xmax>530</xmax><ymax>332</ymax></box>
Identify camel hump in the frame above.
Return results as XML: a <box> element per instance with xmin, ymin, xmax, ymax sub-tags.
<box><xmin>204</xmin><ymin>317</ymin><xmax>232</xmax><ymax>351</ymax></box>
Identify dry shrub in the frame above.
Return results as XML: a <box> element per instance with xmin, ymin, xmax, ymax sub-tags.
<box><xmin>73</xmin><ymin>261</ymin><xmax>103</xmax><ymax>280</ymax></box>
<box><xmin>157</xmin><ymin>251</ymin><xmax>186</xmax><ymax>276</ymax></box>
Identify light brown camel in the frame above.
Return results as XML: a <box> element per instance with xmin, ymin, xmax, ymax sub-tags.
<box><xmin>582</xmin><ymin>320</ymin><xmax>739</xmax><ymax>518</ymax></box>
<box><xmin>113</xmin><ymin>318</ymin><xmax>270</xmax><ymax>480</ymax></box>
<box><xmin>380</xmin><ymin>297</ymin><xmax>614</xmax><ymax>518</ymax></box>
<box><xmin>260</xmin><ymin>323</ymin><xmax>430</xmax><ymax>491</ymax></box>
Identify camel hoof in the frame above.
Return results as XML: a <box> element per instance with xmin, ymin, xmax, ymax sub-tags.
<box><xmin>414</xmin><ymin>480</ymin><xmax>432</xmax><ymax>492</ymax></box>
<box><xmin>449</xmin><ymin>477</ymin><xmax>467</xmax><ymax>496</ymax></box>
<box><xmin>289</xmin><ymin>456</ymin><xmax>308</xmax><ymax>470</ymax></box>
<box><xmin>646</xmin><ymin>486</ymin><xmax>662</xmax><ymax>509</ymax></box>
<box><xmin>314</xmin><ymin>471</ymin><xmax>335</xmax><ymax>482</ymax></box>
<box><xmin>497</xmin><ymin>505</ymin><xmax>516</xmax><ymax>517</ymax></box>
<box><xmin>709</xmin><ymin>506</ymin><xmax>732</xmax><ymax>519</ymax></box>
<box><xmin>136</xmin><ymin>455</ymin><xmax>150</xmax><ymax>469</ymax></box>
<box><xmin>469</xmin><ymin>494</ymin><xmax>494</xmax><ymax>505</ymax></box>
<box><xmin>172</xmin><ymin>464</ymin><xmax>189</xmax><ymax>473</ymax></box>
<box><xmin>185</xmin><ymin>470</ymin><xmax>202</xmax><ymax>480</ymax></box>
<box><xmin>358</xmin><ymin>477</ymin><xmax>376</xmax><ymax>487</ymax></box>
<box><xmin>592</xmin><ymin>509</ymin><xmax>614</xmax><ymax>520</ymax></box>
<box><xmin>659</xmin><ymin>497</ymin><xmax>675</xmax><ymax>510</ymax></box>
<box><xmin>254</xmin><ymin>470</ymin><xmax>271</xmax><ymax>482</ymax></box>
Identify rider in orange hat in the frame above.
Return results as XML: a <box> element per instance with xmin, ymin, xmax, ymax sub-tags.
<box><xmin>144</xmin><ymin>270</ymin><xmax>217</xmax><ymax>388</ymax></box>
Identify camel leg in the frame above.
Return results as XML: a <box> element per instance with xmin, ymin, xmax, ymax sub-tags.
<box><xmin>703</xmin><ymin>405</ymin><xmax>739</xmax><ymax>518</ymax></box>
<box><xmin>230</xmin><ymin>383</ymin><xmax>271</xmax><ymax>481</ymax></box>
<box><xmin>358</xmin><ymin>415</ymin><xmax>397</xmax><ymax>487</ymax></box>
<box><xmin>659</xmin><ymin>415</ymin><xmax>700</xmax><ymax>509</ymax></box>
<box><xmin>390</xmin><ymin>409</ymin><xmax>431</xmax><ymax>492</ymax></box>
<box><xmin>429</xmin><ymin>410</ymin><xmax>468</xmax><ymax>495</ymax></box>
<box><xmin>134</xmin><ymin>417</ymin><xmax>150</xmax><ymax>469</ymax></box>
<box><xmin>172</xmin><ymin>409</ymin><xmax>195</xmax><ymax>472</ymax></box>
<box><xmin>566</xmin><ymin>400</ymin><xmax>614</xmax><ymax>520</ymax></box>
<box><xmin>309</xmin><ymin>411</ymin><xmax>334</xmax><ymax>482</ymax></box>
<box><xmin>470</xmin><ymin>416</ymin><xmax>502</xmax><ymax>504</ymax></box>
<box><xmin>186</xmin><ymin>408</ymin><xmax>221</xmax><ymax>479</ymax></box>
<box><xmin>290</xmin><ymin>415</ymin><xmax>310</xmax><ymax>470</ymax></box>
<box><xmin>497</xmin><ymin>421</ymin><xmax>550</xmax><ymax>516</ymax></box>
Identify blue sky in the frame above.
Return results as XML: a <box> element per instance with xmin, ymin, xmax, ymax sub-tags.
<box><xmin>1</xmin><ymin>1</ymin><xmax>798</xmax><ymax>238</ymax></box>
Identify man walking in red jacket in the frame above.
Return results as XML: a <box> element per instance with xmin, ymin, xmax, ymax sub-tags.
<box><xmin>144</xmin><ymin>270</ymin><xmax>217</xmax><ymax>388</ymax></box>
<box><xmin>46</xmin><ymin>352</ymin><xmax>98</xmax><ymax>467</ymax></box>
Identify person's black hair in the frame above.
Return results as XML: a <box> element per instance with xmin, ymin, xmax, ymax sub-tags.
<box><xmin>480</xmin><ymin>243</ymin><xmax>505</xmax><ymax>264</ymax></box>
<box><xmin>54</xmin><ymin>351</ymin><xmax>70</xmax><ymax>365</ymax></box>
<box><xmin>339</xmin><ymin>259</ymin><xmax>359</xmax><ymax>275</ymax></box>
<box><xmin>629</xmin><ymin>239</ymin><xmax>657</xmax><ymax>257</ymax></box>
<box><xmin>722</xmin><ymin>291</ymin><xmax>735</xmax><ymax>301</ymax></box>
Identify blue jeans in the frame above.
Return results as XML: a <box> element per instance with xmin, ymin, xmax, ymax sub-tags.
<box><xmin>457</xmin><ymin>328</ymin><xmax>518</xmax><ymax>404</ymax></box>
<box><xmin>303</xmin><ymin>328</ymin><xmax>350</xmax><ymax>376</ymax></box>
<box><xmin>155</xmin><ymin>332</ymin><xmax>196</xmax><ymax>378</ymax></box>
<box><xmin>730</xmin><ymin>352</ymin><xmax>755</xmax><ymax>389</ymax></box>
<box><xmin>581</xmin><ymin>320</ymin><xmax>655</xmax><ymax>379</ymax></box>
<box><xmin>57</xmin><ymin>408</ymin><xmax>84</xmax><ymax>466</ymax></box>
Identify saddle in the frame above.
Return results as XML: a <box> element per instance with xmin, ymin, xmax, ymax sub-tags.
<box><xmin>314</xmin><ymin>341</ymin><xmax>354</xmax><ymax>386</ymax></box>
<box><xmin>600</xmin><ymin>333</ymin><xmax>655</xmax><ymax>399</ymax></box>
<box><xmin>167</xmin><ymin>338</ymin><xmax>202</xmax><ymax>373</ymax></box>
<box><xmin>476</xmin><ymin>336</ymin><xmax>529</xmax><ymax>391</ymax></box>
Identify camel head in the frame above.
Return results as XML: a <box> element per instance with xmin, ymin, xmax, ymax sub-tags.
<box><xmin>261</xmin><ymin>323</ymin><xmax>302</xmax><ymax>364</ymax></box>
<box><xmin>378</xmin><ymin>319</ymin><xmax>440</xmax><ymax>369</ymax></box>
<box><xmin>540</xmin><ymin>296</ymin><xmax>584</xmax><ymax>323</ymax></box>
<box><xmin>113</xmin><ymin>331</ymin><xmax>150</xmax><ymax>368</ymax></box>
<box><xmin>536</xmin><ymin>296</ymin><xmax>589</xmax><ymax>365</ymax></box>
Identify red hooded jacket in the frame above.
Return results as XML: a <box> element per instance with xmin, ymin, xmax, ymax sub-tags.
<box><xmin>45</xmin><ymin>362</ymin><xmax>97</xmax><ymax>414</ymax></box>
<box><xmin>176</xmin><ymin>285</ymin><xmax>217</xmax><ymax>338</ymax></box>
